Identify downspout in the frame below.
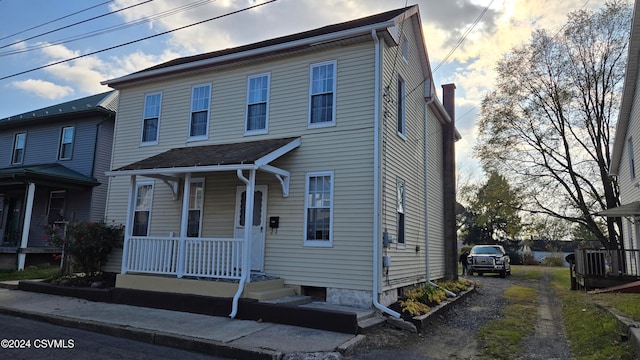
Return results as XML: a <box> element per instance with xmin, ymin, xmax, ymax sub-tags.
<box><xmin>372</xmin><ymin>29</ymin><xmax>401</xmax><ymax>318</ymax></box>
<box><xmin>230</xmin><ymin>168</ymin><xmax>255</xmax><ymax>318</ymax></box>
<box><xmin>424</xmin><ymin>97</ymin><xmax>456</xmax><ymax>298</ymax></box>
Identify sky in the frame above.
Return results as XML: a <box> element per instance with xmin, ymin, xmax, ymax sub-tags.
<box><xmin>0</xmin><ymin>0</ymin><xmax>606</xmax><ymax>181</ymax></box>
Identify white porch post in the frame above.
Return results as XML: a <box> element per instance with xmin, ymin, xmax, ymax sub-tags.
<box><xmin>177</xmin><ymin>172</ymin><xmax>191</xmax><ymax>278</ymax></box>
<box><xmin>17</xmin><ymin>182</ymin><xmax>36</xmax><ymax>270</ymax></box>
<box><xmin>121</xmin><ymin>175</ymin><xmax>136</xmax><ymax>274</ymax></box>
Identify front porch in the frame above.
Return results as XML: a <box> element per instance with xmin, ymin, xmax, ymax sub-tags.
<box><xmin>108</xmin><ymin>138</ymin><xmax>302</xmax><ymax>314</ymax></box>
<box><xmin>116</xmin><ymin>272</ymin><xmax>296</xmax><ymax>300</ymax></box>
<box><xmin>573</xmin><ymin>248</ymin><xmax>640</xmax><ymax>290</ymax></box>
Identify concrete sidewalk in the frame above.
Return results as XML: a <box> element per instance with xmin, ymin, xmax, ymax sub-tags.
<box><xmin>0</xmin><ymin>287</ymin><xmax>363</xmax><ymax>359</ymax></box>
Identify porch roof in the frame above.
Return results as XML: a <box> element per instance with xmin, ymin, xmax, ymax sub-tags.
<box><xmin>108</xmin><ymin>137</ymin><xmax>301</xmax><ymax>176</ymax></box>
<box><xmin>0</xmin><ymin>163</ymin><xmax>100</xmax><ymax>188</ymax></box>
<box><xmin>596</xmin><ymin>201</ymin><xmax>640</xmax><ymax>217</ymax></box>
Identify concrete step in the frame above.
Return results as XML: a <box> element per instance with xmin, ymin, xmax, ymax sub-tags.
<box><xmin>358</xmin><ymin>315</ymin><xmax>387</xmax><ymax>333</ymax></box>
<box><xmin>246</xmin><ymin>286</ymin><xmax>296</xmax><ymax>301</ymax></box>
<box><xmin>260</xmin><ymin>295</ymin><xmax>313</xmax><ymax>306</ymax></box>
<box><xmin>0</xmin><ymin>280</ymin><xmax>19</xmax><ymax>290</ymax></box>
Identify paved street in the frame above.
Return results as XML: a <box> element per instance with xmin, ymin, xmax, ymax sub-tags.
<box><xmin>0</xmin><ymin>314</ymin><xmax>228</xmax><ymax>360</ymax></box>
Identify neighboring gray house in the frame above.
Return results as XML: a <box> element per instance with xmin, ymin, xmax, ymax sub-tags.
<box><xmin>102</xmin><ymin>6</ymin><xmax>459</xmax><ymax>316</ymax></box>
<box><xmin>0</xmin><ymin>91</ymin><xmax>118</xmax><ymax>270</ymax></box>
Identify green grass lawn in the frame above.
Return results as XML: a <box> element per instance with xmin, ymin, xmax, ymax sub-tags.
<box><xmin>550</xmin><ymin>267</ymin><xmax>636</xmax><ymax>360</ymax></box>
<box><xmin>0</xmin><ymin>266</ymin><xmax>60</xmax><ymax>282</ymax></box>
<box><xmin>476</xmin><ymin>266</ymin><xmax>636</xmax><ymax>359</ymax></box>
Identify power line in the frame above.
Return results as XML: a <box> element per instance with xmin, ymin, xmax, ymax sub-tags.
<box><xmin>0</xmin><ymin>0</ymin><xmax>153</xmax><ymax>50</ymax></box>
<box><xmin>0</xmin><ymin>0</ymin><xmax>113</xmax><ymax>42</ymax></box>
<box><xmin>0</xmin><ymin>0</ymin><xmax>278</xmax><ymax>81</ymax></box>
<box><xmin>0</xmin><ymin>0</ymin><xmax>215</xmax><ymax>57</ymax></box>
<box><xmin>432</xmin><ymin>0</ymin><xmax>494</xmax><ymax>74</ymax></box>
<box><xmin>405</xmin><ymin>0</ymin><xmax>494</xmax><ymax>99</ymax></box>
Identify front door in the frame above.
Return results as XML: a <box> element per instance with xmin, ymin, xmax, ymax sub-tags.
<box><xmin>234</xmin><ymin>185</ymin><xmax>267</xmax><ymax>272</ymax></box>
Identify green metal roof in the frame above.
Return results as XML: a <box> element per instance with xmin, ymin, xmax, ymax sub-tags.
<box><xmin>0</xmin><ymin>163</ymin><xmax>100</xmax><ymax>188</ymax></box>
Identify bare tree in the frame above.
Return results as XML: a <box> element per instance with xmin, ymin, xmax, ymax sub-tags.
<box><xmin>475</xmin><ymin>1</ymin><xmax>631</xmax><ymax>250</ymax></box>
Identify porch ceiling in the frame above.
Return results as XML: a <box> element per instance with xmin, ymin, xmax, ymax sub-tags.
<box><xmin>107</xmin><ymin>137</ymin><xmax>301</xmax><ymax>177</ymax></box>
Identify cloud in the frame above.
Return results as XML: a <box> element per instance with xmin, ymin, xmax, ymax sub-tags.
<box><xmin>9</xmin><ymin>79</ymin><xmax>74</xmax><ymax>99</ymax></box>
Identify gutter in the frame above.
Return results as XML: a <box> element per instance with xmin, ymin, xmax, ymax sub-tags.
<box><xmin>230</xmin><ymin>169</ymin><xmax>254</xmax><ymax>318</ymax></box>
<box><xmin>372</xmin><ymin>29</ymin><xmax>401</xmax><ymax>319</ymax></box>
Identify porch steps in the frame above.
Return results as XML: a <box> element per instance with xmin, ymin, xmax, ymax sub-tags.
<box><xmin>300</xmin><ymin>302</ymin><xmax>387</xmax><ymax>333</ymax></box>
<box><xmin>246</xmin><ymin>286</ymin><xmax>296</xmax><ymax>301</ymax></box>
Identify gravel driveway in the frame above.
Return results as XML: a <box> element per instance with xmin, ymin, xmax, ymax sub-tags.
<box><xmin>345</xmin><ymin>269</ymin><xmax>573</xmax><ymax>360</ymax></box>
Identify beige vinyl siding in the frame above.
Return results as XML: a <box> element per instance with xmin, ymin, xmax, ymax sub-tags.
<box><xmin>377</xmin><ymin>15</ymin><xmax>433</xmax><ymax>289</ymax></box>
<box><xmin>426</xmin><ymin>107</ymin><xmax>445</xmax><ymax>279</ymax></box>
<box><xmin>106</xmin><ymin>40</ymin><xmax>378</xmax><ymax>290</ymax></box>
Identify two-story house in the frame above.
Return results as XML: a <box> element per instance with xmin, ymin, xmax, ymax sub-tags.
<box><xmin>102</xmin><ymin>5</ymin><xmax>459</xmax><ymax>317</ymax></box>
<box><xmin>0</xmin><ymin>91</ymin><xmax>118</xmax><ymax>270</ymax></box>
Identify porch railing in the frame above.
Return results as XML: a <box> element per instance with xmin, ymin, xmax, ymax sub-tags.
<box><xmin>573</xmin><ymin>248</ymin><xmax>640</xmax><ymax>290</ymax></box>
<box><xmin>123</xmin><ymin>236</ymin><xmax>244</xmax><ymax>280</ymax></box>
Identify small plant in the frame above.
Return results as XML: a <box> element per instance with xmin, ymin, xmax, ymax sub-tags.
<box><xmin>398</xmin><ymin>298</ymin><xmax>431</xmax><ymax>316</ymax></box>
<box><xmin>435</xmin><ymin>279</ymin><xmax>472</xmax><ymax>294</ymax></box>
<box><xmin>47</xmin><ymin>221</ymin><xmax>123</xmax><ymax>280</ymax></box>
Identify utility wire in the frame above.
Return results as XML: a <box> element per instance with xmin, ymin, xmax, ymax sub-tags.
<box><xmin>406</xmin><ymin>0</ymin><xmax>494</xmax><ymax>100</ymax></box>
<box><xmin>0</xmin><ymin>0</ymin><xmax>215</xmax><ymax>57</ymax></box>
<box><xmin>0</xmin><ymin>0</ymin><xmax>154</xmax><ymax>50</ymax></box>
<box><xmin>0</xmin><ymin>0</ymin><xmax>278</xmax><ymax>81</ymax></box>
<box><xmin>0</xmin><ymin>0</ymin><xmax>113</xmax><ymax>42</ymax></box>
<box><xmin>432</xmin><ymin>0</ymin><xmax>494</xmax><ymax>74</ymax></box>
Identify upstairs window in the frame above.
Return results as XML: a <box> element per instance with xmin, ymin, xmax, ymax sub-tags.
<box><xmin>189</xmin><ymin>84</ymin><xmax>210</xmax><ymax>140</ymax></box>
<box><xmin>58</xmin><ymin>126</ymin><xmax>74</xmax><ymax>160</ymax></box>
<box><xmin>141</xmin><ymin>92</ymin><xmax>162</xmax><ymax>145</ymax></box>
<box><xmin>397</xmin><ymin>76</ymin><xmax>406</xmax><ymax>137</ymax></box>
<box><xmin>12</xmin><ymin>132</ymin><xmax>26</xmax><ymax>164</ymax></box>
<box><xmin>401</xmin><ymin>35</ymin><xmax>409</xmax><ymax>62</ymax></box>
<box><xmin>246</xmin><ymin>73</ymin><xmax>270</xmax><ymax>134</ymax></box>
<box><xmin>629</xmin><ymin>137</ymin><xmax>636</xmax><ymax>180</ymax></box>
<box><xmin>309</xmin><ymin>61</ymin><xmax>336</xmax><ymax>127</ymax></box>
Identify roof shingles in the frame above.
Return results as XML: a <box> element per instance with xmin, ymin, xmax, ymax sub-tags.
<box><xmin>116</xmin><ymin>137</ymin><xmax>299</xmax><ymax>171</ymax></box>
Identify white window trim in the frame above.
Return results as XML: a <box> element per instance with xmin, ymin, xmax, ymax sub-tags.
<box><xmin>188</xmin><ymin>83</ymin><xmax>211</xmax><ymax>142</ymax></box>
<box><xmin>397</xmin><ymin>76</ymin><xmax>407</xmax><ymax>139</ymax></box>
<box><xmin>304</xmin><ymin>171</ymin><xmax>334</xmax><ymax>247</ymax></box>
<box><xmin>308</xmin><ymin>60</ymin><xmax>337</xmax><ymax>129</ymax></box>
<box><xmin>245</xmin><ymin>73</ymin><xmax>270</xmax><ymax>136</ymax></box>
<box><xmin>396</xmin><ymin>178</ymin><xmax>406</xmax><ymax>249</ymax></box>
<box><xmin>140</xmin><ymin>92</ymin><xmax>162</xmax><ymax>146</ymax></box>
<box><xmin>12</xmin><ymin>132</ymin><xmax>26</xmax><ymax>165</ymax></box>
<box><xmin>187</xmin><ymin>178</ymin><xmax>205</xmax><ymax>238</ymax></box>
<box><xmin>133</xmin><ymin>181</ymin><xmax>154</xmax><ymax>236</ymax></box>
<box><xmin>58</xmin><ymin>126</ymin><xmax>75</xmax><ymax>160</ymax></box>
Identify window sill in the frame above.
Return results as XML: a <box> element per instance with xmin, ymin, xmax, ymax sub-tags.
<box><xmin>303</xmin><ymin>240</ymin><xmax>333</xmax><ymax>248</ymax></box>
